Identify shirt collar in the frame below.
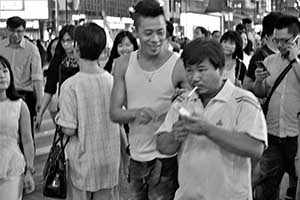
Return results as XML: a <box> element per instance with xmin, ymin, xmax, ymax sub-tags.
<box><xmin>211</xmin><ymin>79</ymin><xmax>235</xmax><ymax>102</ymax></box>
<box><xmin>4</xmin><ymin>37</ymin><xmax>25</xmax><ymax>48</ymax></box>
<box><xmin>19</xmin><ymin>37</ymin><xmax>25</xmax><ymax>48</ymax></box>
<box><xmin>3</xmin><ymin>38</ymin><xmax>10</xmax><ymax>46</ymax></box>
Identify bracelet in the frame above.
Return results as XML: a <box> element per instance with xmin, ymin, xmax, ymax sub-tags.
<box><xmin>25</xmin><ymin>166</ymin><xmax>35</xmax><ymax>175</ymax></box>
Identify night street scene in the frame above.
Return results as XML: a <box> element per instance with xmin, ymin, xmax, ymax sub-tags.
<box><xmin>0</xmin><ymin>0</ymin><xmax>300</xmax><ymax>200</ymax></box>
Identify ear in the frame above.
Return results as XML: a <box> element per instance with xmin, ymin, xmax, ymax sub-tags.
<box><xmin>74</xmin><ymin>44</ymin><xmax>81</xmax><ymax>58</ymax></box>
<box><xmin>217</xmin><ymin>67</ymin><xmax>224</xmax><ymax>76</ymax></box>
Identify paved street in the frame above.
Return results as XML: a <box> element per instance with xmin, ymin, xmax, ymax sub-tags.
<box><xmin>23</xmin><ymin>111</ymin><xmax>290</xmax><ymax>200</ymax></box>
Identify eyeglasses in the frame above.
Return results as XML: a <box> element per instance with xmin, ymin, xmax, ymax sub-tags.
<box><xmin>273</xmin><ymin>35</ymin><xmax>296</xmax><ymax>45</ymax></box>
<box><xmin>61</xmin><ymin>38</ymin><xmax>73</xmax><ymax>44</ymax></box>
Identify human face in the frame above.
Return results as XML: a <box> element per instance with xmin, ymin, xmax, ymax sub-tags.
<box><xmin>245</xmin><ymin>23</ymin><xmax>252</xmax><ymax>32</ymax></box>
<box><xmin>221</xmin><ymin>39</ymin><xmax>236</xmax><ymax>56</ymax></box>
<box><xmin>193</xmin><ymin>29</ymin><xmax>205</xmax><ymax>40</ymax></box>
<box><xmin>274</xmin><ymin>28</ymin><xmax>296</xmax><ymax>54</ymax></box>
<box><xmin>185</xmin><ymin>59</ymin><xmax>223</xmax><ymax>98</ymax></box>
<box><xmin>212</xmin><ymin>32</ymin><xmax>221</xmax><ymax>42</ymax></box>
<box><xmin>7</xmin><ymin>25</ymin><xmax>25</xmax><ymax>44</ymax></box>
<box><xmin>241</xmin><ymin>32</ymin><xmax>248</xmax><ymax>50</ymax></box>
<box><xmin>117</xmin><ymin>37</ymin><xmax>134</xmax><ymax>56</ymax></box>
<box><xmin>0</xmin><ymin>62</ymin><xmax>10</xmax><ymax>91</ymax></box>
<box><xmin>61</xmin><ymin>33</ymin><xmax>74</xmax><ymax>55</ymax></box>
<box><xmin>135</xmin><ymin>15</ymin><xmax>166</xmax><ymax>57</ymax></box>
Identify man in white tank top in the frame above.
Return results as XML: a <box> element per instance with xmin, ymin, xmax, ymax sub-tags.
<box><xmin>110</xmin><ymin>1</ymin><xmax>190</xmax><ymax>199</ymax></box>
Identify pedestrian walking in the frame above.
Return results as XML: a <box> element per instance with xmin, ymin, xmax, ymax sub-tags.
<box><xmin>0</xmin><ymin>55</ymin><xmax>35</xmax><ymax>199</ymax></box>
<box><xmin>220</xmin><ymin>30</ymin><xmax>247</xmax><ymax>86</ymax></box>
<box><xmin>156</xmin><ymin>39</ymin><xmax>267</xmax><ymax>200</ymax></box>
<box><xmin>35</xmin><ymin>25</ymin><xmax>79</xmax><ymax>129</ymax></box>
<box><xmin>0</xmin><ymin>16</ymin><xmax>43</xmax><ymax>139</ymax></box>
<box><xmin>252</xmin><ymin>15</ymin><xmax>300</xmax><ymax>200</ymax></box>
<box><xmin>110</xmin><ymin>0</ymin><xmax>190</xmax><ymax>199</ymax></box>
<box><xmin>104</xmin><ymin>30</ymin><xmax>138</xmax><ymax>73</ymax></box>
<box><xmin>57</xmin><ymin>22</ymin><xmax>121</xmax><ymax>200</ymax></box>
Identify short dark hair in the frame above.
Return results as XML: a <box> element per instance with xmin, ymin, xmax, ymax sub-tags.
<box><xmin>275</xmin><ymin>15</ymin><xmax>300</xmax><ymax>36</ymax></box>
<box><xmin>74</xmin><ymin>22</ymin><xmax>106</xmax><ymax>60</ymax></box>
<box><xmin>242</xmin><ymin>18</ymin><xmax>252</xmax><ymax>24</ymax></box>
<box><xmin>194</xmin><ymin>26</ymin><xmax>208</xmax><ymax>37</ymax></box>
<box><xmin>104</xmin><ymin>30</ymin><xmax>138</xmax><ymax>72</ymax></box>
<box><xmin>131</xmin><ymin>0</ymin><xmax>165</xmax><ymax>28</ymax></box>
<box><xmin>0</xmin><ymin>55</ymin><xmax>21</xmax><ymax>101</ymax></box>
<box><xmin>6</xmin><ymin>16</ymin><xmax>26</xmax><ymax>29</ymax></box>
<box><xmin>262</xmin><ymin>12</ymin><xmax>283</xmax><ymax>37</ymax></box>
<box><xmin>220</xmin><ymin>30</ymin><xmax>244</xmax><ymax>60</ymax></box>
<box><xmin>212</xmin><ymin>30</ymin><xmax>220</xmax><ymax>36</ymax></box>
<box><xmin>166</xmin><ymin>20</ymin><xmax>174</xmax><ymax>38</ymax></box>
<box><xmin>235</xmin><ymin>24</ymin><xmax>246</xmax><ymax>34</ymax></box>
<box><xmin>181</xmin><ymin>39</ymin><xmax>225</xmax><ymax>70</ymax></box>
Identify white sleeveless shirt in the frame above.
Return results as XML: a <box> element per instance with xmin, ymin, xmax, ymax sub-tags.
<box><xmin>0</xmin><ymin>99</ymin><xmax>26</xmax><ymax>178</ymax></box>
<box><xmin>125</xmin><ymin>51</ymin><xmax>178</xmax><ymax>161</ymax></box>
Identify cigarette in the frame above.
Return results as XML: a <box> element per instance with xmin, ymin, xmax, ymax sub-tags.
<box><xmin>292</xmin><ymin>35</ymin><xmax>300</xmax><ymax>44</ymax></box>
<box><xmin>187</xmin><ymin>87</ymin><xmax>198</xmax><ymax>98</ymax></box>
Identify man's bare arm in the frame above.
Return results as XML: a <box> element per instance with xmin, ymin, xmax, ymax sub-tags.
<box><xmin>110</xmin><ymin>56</ymin><xmax>138</xmax><ymax>124</ymax></box>
<box><xmin>172</xmin><ymin>58</ymin><xmax>191</xmax><ymax>90</ymax></box>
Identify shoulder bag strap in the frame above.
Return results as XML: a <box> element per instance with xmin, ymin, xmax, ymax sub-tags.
<box><xmin>263</xmin><ymin>59</ymin><xmax>296</xmax><ymax>114</ymax></box>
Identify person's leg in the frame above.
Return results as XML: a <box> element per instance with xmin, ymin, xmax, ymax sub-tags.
<box><xmin>92</xmin><ymin>185</ymin><xmax>120</xmax><ymax>200</ymax></box>
<box><xmin>0</xmin><ymin>176</ymin><xmax>23</xmax><ymax>200</ymax></box>
<box><xmin>148</xmin><ymin>157</ymin><xmax>178</xmax><ymax>200</ymax></box>
<box><xmin>284</xmin><ymin>136</ymin><xmax>298</xmax><ymax>200</ymax></box>
<box><xmin>254</xmin><ymin>135</ymin><xmax>285</xmax><ymax>200</ymax></box>
<box><xmin>128</xmin><ymin>159</ymin><xmax>151</xmax><ymax>200</ymax></box>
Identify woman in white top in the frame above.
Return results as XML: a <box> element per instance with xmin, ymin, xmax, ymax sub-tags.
<box><xmin>0</xmin><ymin>55</ymin><xmax>35</xmax><ymax>199</ymax></box>
<box><xmin>220</xmin><ymin>30</ymin><xmax>247</xmax><ymax>87</ymax></box>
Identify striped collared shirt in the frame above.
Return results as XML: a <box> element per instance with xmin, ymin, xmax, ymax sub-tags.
<box><xmin>57</xmin><ymin>71</ymin><xmax>121</xmax><ymax>191</ymax></box>
<box><xmin>0</xmin><ymin>37</ymin><xmax>43</xmax><ymax>91</ymax></box>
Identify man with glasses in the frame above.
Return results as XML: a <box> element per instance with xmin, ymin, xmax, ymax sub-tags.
<box><xmin>252</xmin><ymin>15</ymin><xmax>300</xmax><ymax>200</ymax></box>
<box><xmin>0</xmin><ymin>16</ymin><xmax>43</xmax><ymax>140</ymax></box>
<box><xmin>243</xmin><ymin>12</ymin><xmax>283</xmax><ymax>91</ymax></box>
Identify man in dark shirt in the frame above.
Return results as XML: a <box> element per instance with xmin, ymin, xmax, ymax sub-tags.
<box><xmin>243</xmin><ymin>12</ymin><xmax>283</xmax><ymax>91</ymax></box>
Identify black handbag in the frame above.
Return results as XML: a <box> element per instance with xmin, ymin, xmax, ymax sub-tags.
<box><xmin>43</xmin><ymin>125</ymin><xmax>70</xmax><ymax>199</ymax></box>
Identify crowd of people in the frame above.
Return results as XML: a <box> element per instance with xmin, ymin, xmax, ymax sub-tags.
<box><xmin>1</xmin><ymin>0</ymin><xmax>300</xmax><ymax>200</ymax></box>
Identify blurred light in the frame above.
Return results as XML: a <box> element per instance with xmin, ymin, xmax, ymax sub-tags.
<box><xmin>0</xmin><ymin>22</ymin><xmax>6</xmax><ymax>28</ymax></box>
<box><xmin>121</xmin><ymin>17</ymin><xmax>133</xmax><ymax>24</ymax></box>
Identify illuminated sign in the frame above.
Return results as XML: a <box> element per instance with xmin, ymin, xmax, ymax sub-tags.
<box><xmin>0</xmin><ymin>0</ymin><xmax>24</xmax><ymax>11</ymax></box>
<box><xmin>0</xmin><ymin>0</ymin><xmax>48</xmax><ymax>19</ymax></box>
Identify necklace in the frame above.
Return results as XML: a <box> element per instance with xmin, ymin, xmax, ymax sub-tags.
<box><xmin>143</xmin><ymin>71</ymin><xmax>156</xmax><ymax>82</ymax></box>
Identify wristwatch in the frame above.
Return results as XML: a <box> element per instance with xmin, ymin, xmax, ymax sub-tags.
<box><xmin>25</xmin><ymin>166</ymin><xmax>35</xmax><ymax>175</ymax></box>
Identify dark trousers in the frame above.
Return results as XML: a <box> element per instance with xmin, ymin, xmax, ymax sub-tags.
<box><xmin>17</xmin><ymin>90</ymin><xmax>36</xmax><ymax>140</ymax></box>
<box><xmin>128</xmin><ymin>156</ymin><xmax>178</xmax><ymax>200</ymax></box>
<box><xmin>254</xmin><ymin>134</ymin><xmax>298</xmax><ymax>200</ymax></box>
